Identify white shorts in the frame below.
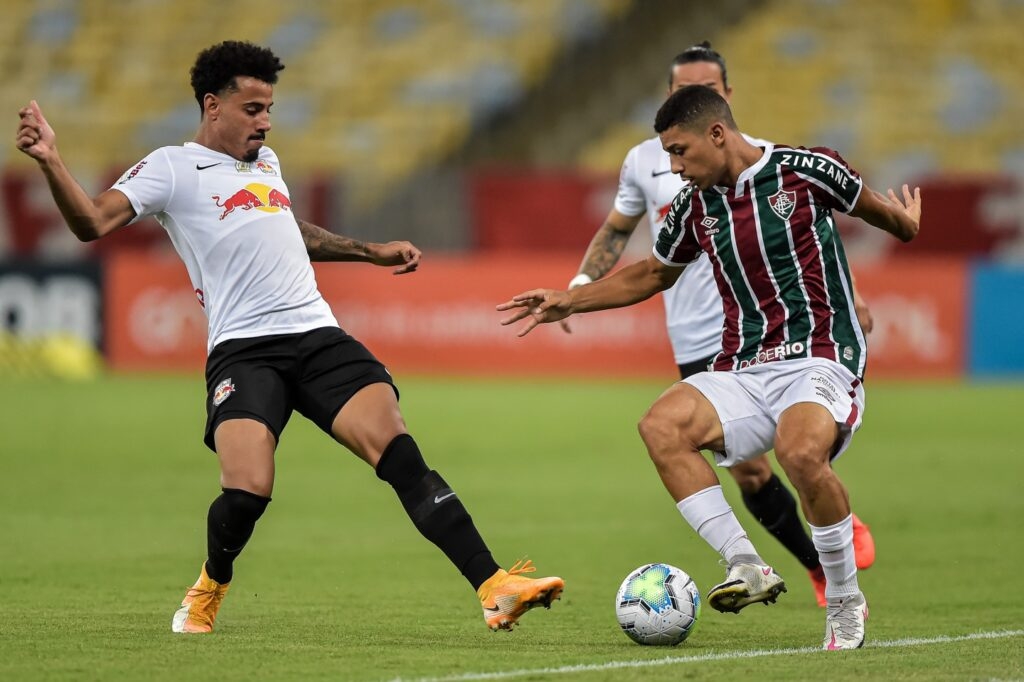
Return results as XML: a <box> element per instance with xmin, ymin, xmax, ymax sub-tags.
<box><xmin>683</xmin><ymin>357</ymin><xmax>865</xmax><ymax>468</ymax></box>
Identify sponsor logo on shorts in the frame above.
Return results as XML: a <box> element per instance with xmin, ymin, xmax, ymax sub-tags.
<box><xmin>815</xmin><ymin>386</ymin><xmax>837</xmax><ymax>404</ymax></box>
<box><xmin>811</xmin><ymin>374</ymin><xmax>839</xmax><ymax>404</ymax></box>
<box><xmin>212</xmin><ymin>378</ymin><xmax>236</xmax><ymax>406</ymax></box>
<box><xmin>737</xmin><ymin>341</ymin><xmax>805</xmax><ymax>369</ymax></box>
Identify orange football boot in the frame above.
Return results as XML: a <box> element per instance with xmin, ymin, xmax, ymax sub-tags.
<box><xmin>477</xmin><ymin>559</ymin><xmax>564</xmax><ymax>631</ymax></box>
<box><xmin>171</xmin><ymin>564</ymin><xmax>230</xmax><ymax>633</ymax></box>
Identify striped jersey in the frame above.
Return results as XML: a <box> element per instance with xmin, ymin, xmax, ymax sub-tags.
<box><xmin>653</xmin><ymin>143</ymin><xmax>867</xmax><ymax>378</ymax></box>
<box><xmin>614</xmin><ymin>133</ymin><xmax>769</xmax><ymax>365</ymax></box>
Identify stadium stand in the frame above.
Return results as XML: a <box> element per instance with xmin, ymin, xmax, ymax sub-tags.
<box><xmin>0</xmin><ymin>0</ymin><xmax>634</xmax><ymax>200</ymax></box>
<box><xmin>575</xmin><ymin>0</ymin><xmax>1024</xmax><ymax>182</ymax></box>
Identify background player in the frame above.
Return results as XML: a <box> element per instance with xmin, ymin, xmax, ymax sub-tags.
<box><xmin>562</xmin><ymin>42</ymin><xmax>875</xmax><ymax>606</ymax></box>
<box><xmin>15</xmin><ymin>40</ymin><xmax>563</xmax><ymax>635</ymax></box>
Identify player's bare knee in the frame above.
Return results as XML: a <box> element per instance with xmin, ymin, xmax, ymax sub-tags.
<box><xmin>639</xmin><ymin>402</ymin><xmax>701</xmax><ymax>463</ymax></box>
<box><xmin>774</xmin><ymin>445</ymin><xmax>828</xmax><ymax>492</ymax></box>
<box><xmin>220</xmin><ymin>470</ymin><xmax>274</xmax><ymax>497</ymax></box>
<box><xmin>638</xmin><ymin>407</ymin><xmax>676</xmax><ymax>454</ymax></box>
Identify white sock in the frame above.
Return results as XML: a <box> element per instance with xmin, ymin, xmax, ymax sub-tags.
<box><xmin>810</xmin><ymin>514</ymin><xmax>859</xmax><ymax>600</ymax></box>
<box><xmin>676</xmin><ymin>485</ymin><xmax>759</xmax><ymax>566</ymax></box>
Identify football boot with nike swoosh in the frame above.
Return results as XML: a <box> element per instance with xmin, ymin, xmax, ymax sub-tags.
<box><xmin>707</xmin><ymin>561</ymin><xmax>786</xmax><ymax>613</ymax></box>
<box><xmin>477</xmin><ymin>559</ymin><xmax>564</xmax><ymax>631</ymax></box>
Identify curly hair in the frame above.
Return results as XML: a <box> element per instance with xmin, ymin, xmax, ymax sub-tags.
<box><xmin>190</xmin><ymin>41</ymin><xmax>285</xmax><ymax>111</ymax></box>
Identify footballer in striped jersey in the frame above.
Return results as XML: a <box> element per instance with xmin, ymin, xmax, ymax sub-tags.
<box><xmin>500</xmin><ymin>84</ymin><xmax>920</xmax><ymax>649</ymax></box>
<box><xmin>563</xmin><ymin>43</ymin><xmax>875</xmax><ymax>608</ymax></box>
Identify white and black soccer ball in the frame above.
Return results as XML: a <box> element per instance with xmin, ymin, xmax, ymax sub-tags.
<box><xmin>614</xmin><ymin>563</ymin><xmax>701</xmax><ymax>646</ymax></box>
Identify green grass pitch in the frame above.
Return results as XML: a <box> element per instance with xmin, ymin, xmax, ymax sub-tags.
<box><xmin>1</xmin><ymin>374</ymin><xmax>1022</xmax><ymax>680</ymax></box>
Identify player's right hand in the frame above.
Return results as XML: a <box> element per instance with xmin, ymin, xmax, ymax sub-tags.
<box><xmin>497</xmin><ymin>289</ymin><xmax>573</xmax><ymax>337</ymax></box>
<box><xmin>16</xmin><ymin>100</ymin><xmax>55</xmax><ymax>161</ymax></box>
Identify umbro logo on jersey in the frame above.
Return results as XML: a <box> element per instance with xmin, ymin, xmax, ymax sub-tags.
<box><xmin>651</xmin><ymin>169</ymin><xmax>673</xmax><ymax>177</ymax></box>
<box><xmin>701</xmin><ymin>216</ymin><xmax>720</xmax><ymax>234</ymax></box>
<box><xmin>196</xmin><ymin>163</ymin><xmax>221</xmax><ymax>171</ymax></box>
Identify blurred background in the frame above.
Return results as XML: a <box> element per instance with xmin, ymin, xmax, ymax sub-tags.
<box><xmin>1</xmin><ymin>0</ymin><xmax>1022</xmax><ymax>381</ymax></box>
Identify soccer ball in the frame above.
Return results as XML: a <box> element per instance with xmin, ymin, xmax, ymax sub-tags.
<box><xmin>614</xmin><ymin>563</ymin><xmax>701</xmax><ymax>646</ymax></box>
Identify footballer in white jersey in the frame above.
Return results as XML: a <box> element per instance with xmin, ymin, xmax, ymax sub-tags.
<box><xmin>17</xmin><ymin>40</ymin><xmax>564</xmax><ymax>637</ymax></box>
<box><xmin>613</xmin><ymin>132</ymin><xmax>769</xmax><ymax>365</ymax></box>
<box><xmin>113</xmin><ymin>143</ymin><xmax>338</xmax><ymax>352</ymax></box>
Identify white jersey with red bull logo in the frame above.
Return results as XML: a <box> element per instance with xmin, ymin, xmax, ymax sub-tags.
<box><xmin>112</xmin><ymin>142</ymin><xmax>338</xmax><ymax>353</ymax></box>
<box><xmin>614</xmin><ymin>133</ymin><xmax>769</xmax><ymax>365</ymax></box>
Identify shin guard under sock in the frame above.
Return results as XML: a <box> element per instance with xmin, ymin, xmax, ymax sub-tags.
<box><xmin>205</xmin><ymin>488</ymin><xmax>271</xmax><ymax>584</ymax></box>
<box><xmin>376</xmin><ymin>434</ymin><xmax>499</xmax><ymax>589</ymax></box>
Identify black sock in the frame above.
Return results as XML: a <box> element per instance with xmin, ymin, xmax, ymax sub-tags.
<box><xmin>741</xmin><ymin>474</ymin><xmax>820</xmax><ymax>570</ymax></box>
<box><xmin>205</xmin><ymin>488</ymin><xmax>271</xmax><ymax>584</ymax></box>
<box><xmin>376</xmin><ymin>434</ymin><xmax>499</xmax><ymax>589</ymax></box>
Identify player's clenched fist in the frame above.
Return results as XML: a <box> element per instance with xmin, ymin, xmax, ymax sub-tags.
<box><xmin>16</xmin><ymin>100</ymin><xmax>55</xmax><ymax>161</ymax></box>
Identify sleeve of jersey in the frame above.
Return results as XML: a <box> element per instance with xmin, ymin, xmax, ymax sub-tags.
<box><xmin>612</xmin><ymin>146</ymin><xmax>646</xmax><ymax>217</ymax></box>
<box><xmin>109</xmin><ymin>148</ymin><xmax>173</xmax><ymax>224</ymax></box>
<box><xmin>653</xmin><ymin>187</ymin><xmax>700</xmax><ymax>267</ymax></box>
<box><xmin>799</xmin><ymin>146</ymin><xmax>863</xmax><ymax>214</ymax></box>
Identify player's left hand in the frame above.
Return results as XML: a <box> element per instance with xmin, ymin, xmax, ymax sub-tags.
<box><xmin>372</xmin><ymin>241</ymin><xmax>421</xmax><ymax>274</ymax></box>
<box><xmin>888</xmin><ymin>184</ymin><xmax>921</xmax><ymax>241</ymax></box>
<box><xmin>497</xmin><ymin>289</ymin><xmax>572</xmax><ymax>337</ymax></box>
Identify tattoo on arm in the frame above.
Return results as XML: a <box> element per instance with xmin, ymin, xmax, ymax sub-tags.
<box><xmin>297</xmin><ymin>219</ymin><xmax>371</xmax><ymax>262</ymax></box>
<box><xmin>581</xmin><ymin>223</ymin><xmax>631</xmax><ymax>280</ymax></box>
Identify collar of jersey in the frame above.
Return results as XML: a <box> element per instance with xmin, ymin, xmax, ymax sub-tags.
<box><xmin>183</xmin><ymin>141</ymin><xmax>262</xmax><ymax>163</ymax></box>
<box><xmin>714</xmin><ymin>142</ymin><xmax>774</xmax><ymax>196</ymax></box>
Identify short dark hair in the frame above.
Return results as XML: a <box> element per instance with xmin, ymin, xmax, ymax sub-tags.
<box><xmin>668</xmin><ymin>41</ymin><xmax>728</xmax><ymax>89</ymax></box>
<box><xmin>654</xmin><ymin>85</ymin><xmax>737</xmax><ymax>134</ymax></box>
<box><xmin>190</xmin><ymin>41</ymin><xmax>285</xmax><ymax>111</ymax></box>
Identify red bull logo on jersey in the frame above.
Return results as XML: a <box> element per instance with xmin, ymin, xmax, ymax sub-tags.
<box><xmin>768</xmin><ymin>189</ymin><xmax>797</xmax><ymax>220</ymax></box>
<box><xmin>212</xmin><ymin>183</ymin><xmax>292</xmax><ymax>220</ymax></box>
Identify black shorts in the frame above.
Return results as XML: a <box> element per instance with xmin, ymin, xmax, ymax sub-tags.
<box><xmin>677</xmin><ymin>355</ymin><xmax>716</xmax><ymax>380</ymax></box>
<box><xmin>203</xmin><ymin>326</ymin><xmax>397</xmax><ymax>452</ymax></box>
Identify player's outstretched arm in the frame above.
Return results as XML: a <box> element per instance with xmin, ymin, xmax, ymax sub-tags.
<box><xmin>15</xmin><ymin>100</ymin><xmax>135</xmax><ymax>241</ymax></box>
<box><xmin>297</xmin><ymin>219</ymin><xmax>421</xmax><ymax>274</ymax></box>
<box><xmin>849</xmin><ymin>183</ymin><xmax>921</xmax><ymax>243</ymax></box>
<box><xmin>498</xmin><ymin>256</ymin><xmax>681</xmax><ymax>337</ymax></box>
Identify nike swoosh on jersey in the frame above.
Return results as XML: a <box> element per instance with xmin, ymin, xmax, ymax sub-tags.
<box><xmin>651</xmin><ymin>169</ymin><xmax>673</xmax><ymax>177</ymax></box>
<box><xmin>196</xmin><ymin>163</ymin><xmax>221</xmax><ymax>170</ymax></box>
<box><xmin>434</xmin><ymin>492</ymin><xmax>457</xmax><ymax>504</ymax></box>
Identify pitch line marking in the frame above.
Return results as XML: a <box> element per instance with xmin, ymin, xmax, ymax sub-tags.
<box><xmin>397</xmin><ymin>629</ymin><xmax>1024</xmax><ymax>682</ymax></box>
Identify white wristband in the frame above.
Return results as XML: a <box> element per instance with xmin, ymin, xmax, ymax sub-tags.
<box><xmin>568</xmin><ymin>273</ymin><xmax>593</xmax><ymax>289</ymax></box>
